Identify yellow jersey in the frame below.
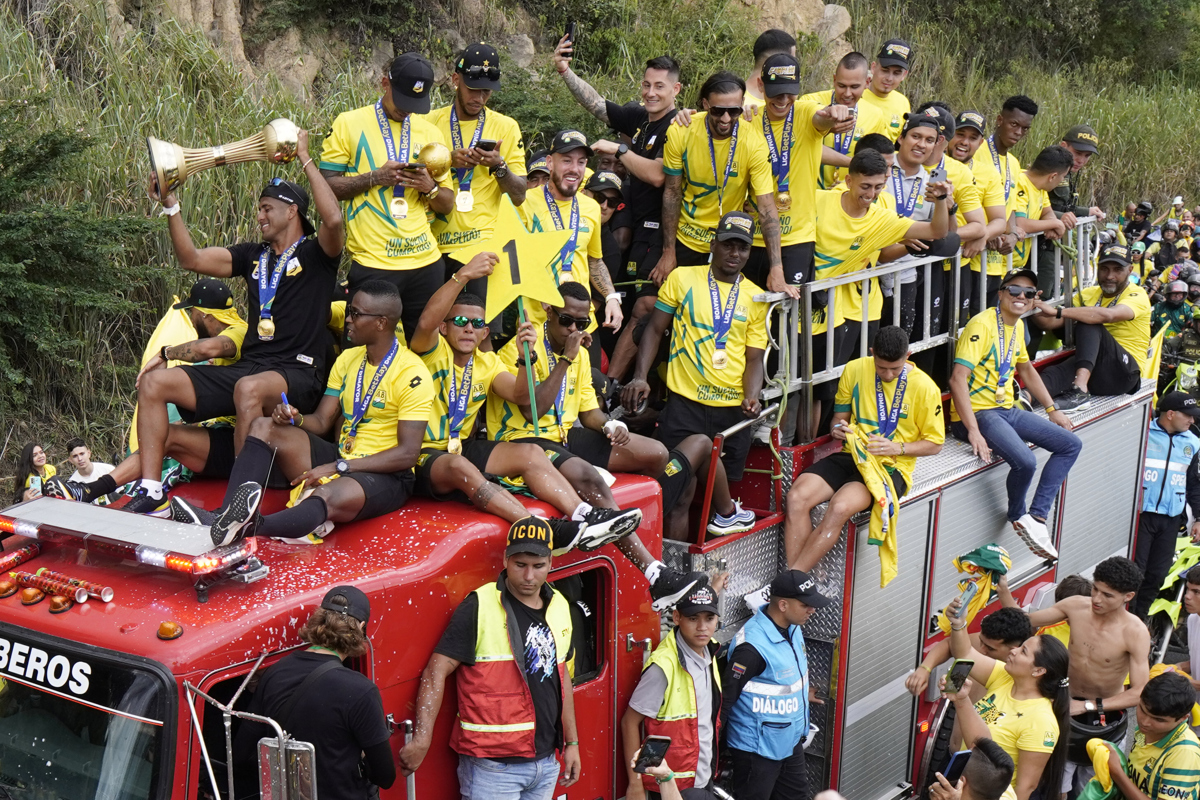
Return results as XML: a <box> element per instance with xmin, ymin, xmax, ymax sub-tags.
<box><xmin>662</xmin><ymin>114</ymin><xmax>774</xmax><ymax>253</ymax></box>
<box><xmin>859</xmin><ymin>88</ymin><xmax>911</xmax><ymax>141</ymax></box>
<box><xmin>426</xmin><ymin>105</ymin><xmax>527</xmax><ymax>255</ymax></box>
<box><xmin>325</xmin><ymin>343</ymin><xmax>435</xmax><ymax>458</ymax></box>
<box><xmin>487</xmin><ymin>333</ymin><xmax>599</xmax><ymax>443</ymax></box>
<box><xmin>514</xmin><ymin>187</ymin><xmax>605</xmax><ymax>332</ymax></box>
<box><xmin>211</xmin><ymin>321</ymin><xmax>248</xmax><ymax>366</ymax></box>
<box><xmin>750</xmin><ymin>99</ymin><xmax>826</xmax><ymax>247</ymax></box>
<box><xmin>961</xmin><ymin>150</ymin><xmax>1009</xmax><ymax>275</ymax></box>
<box><xmin>319</xmin><ymin>104</ymin><xmax>453</xmax><ymax>271</ymax></box>
<box><xmin>833</xmin><ymin>357</ymin><xmax>945</xmax><ymax>486</ymax></box>
<box><xmin>1126</xmin><ymin>721</ymin><xmax>1200</xmax><ymax>800</ymax></box>
<box><xmin>935</xmin><ymin>156</ymin><xmax>984</xmax><ymax>272</ymax></box>
<box><xmin>980</xmin><ymin>141</ymin><xmax>1022</xmax><ymax>277</ymax></box>
<box><xmin>655</xmin><ymin>266</ymin><xmax>769</xmax><ymax>407</ymax></box>
<box><xmin>799</xmin><ymin>90</ymin><xmax>890</xmax><ymax>189</ymax></box>
<box><xmin>417</xmin><ymin>337</ymin><xmax>509</xmax><ymax>450</ymax></box>
<box><xmin>951</xmin><ymin>309</ymin><xmax>1029</xmax><ymax>422</ymax></box>
<box><xmin>1012</xmin><ymin>172</ymin><xmax>1050</xmax><ymax>268</ymax></box>
<box><xmin>1075</xmin><ymin>283</ymin><xmax>1153</xmax><ymax>372</ymax></box>
<box><xmin>973</xmin><ymin>661</ymin><xmax>1060</xmax><ymax>784</ymax></box>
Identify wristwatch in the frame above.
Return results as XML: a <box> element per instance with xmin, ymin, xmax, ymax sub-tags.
<box><xmin>492</xmin><ymin>161</ymin><xmax>509</xmax><ymax>179</ymax></box>
<box><xmin>336</xmin><ymin>459</ymin><xmax>351</xmax><ymax>476</ymax></box>
<box><xmin>1084</xmin><ymin>700</ymin><xmax>1097</xmax><ymax>713</ymax></box>
<box><xmin>616</xmin><ymin>143</ymin><xmax>630</xmax><ymax>159</ymax></box>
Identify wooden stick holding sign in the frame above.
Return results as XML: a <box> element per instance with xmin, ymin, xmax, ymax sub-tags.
<box><xmin>453</xmin><ymin>196</ymin><xmax>571</xmax><ymax>438</ymax></box>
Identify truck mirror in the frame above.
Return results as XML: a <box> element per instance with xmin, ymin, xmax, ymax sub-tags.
<box><xmin>258</xmin><ymin>736</ymin><xmax>317</xmax><ymax>800</ymax></box>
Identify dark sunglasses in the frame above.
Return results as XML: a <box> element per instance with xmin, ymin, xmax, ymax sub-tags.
<box><xmin>708</xmin><ymin>106</ymin><xmax>744</xmax><ymax>119</ymax></box>
<box><xmin>595</xmin><ymin>194</ymin><xmax>622</xmax><ymax>208</ymax></box>
<box><xmin>445</xmin><ymin>315</ymin><xmax>487</xmax><ymax>328</ymax></box>
<box><xmin>1003</xmin><ymin>286</ymin><xmax>1038</xmax><ymax>299</ymax></box>
<box><xmin>556</xmin><ymin>312</ymin><xmax>591</xmax><ymax>329</ymax></box>
<box><xmin>347</xmin><ymin>308</ymin><xmax>387</xmax><ymax>320</ymax></box>
<box><xmin>460</xmin><ymin>65</ymin><xmax>500</xmax><ymax>81</ymax></box>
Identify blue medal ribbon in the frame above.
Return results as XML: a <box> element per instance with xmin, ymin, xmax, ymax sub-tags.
<box><xmin>994</xmin><ymin>306</ymin><xmax>1019</xmax><ymax>395</ymax></box>
<box><xmin>833</xmin><ymin>96</ymin><xmax>858</xmax><ymax>155</ymax></box>
<box><xmin>706</xmin><ymin>118</ymin><xmax>739</xmax><ymax>212</ymax></box>
<box><xmin>875</xmin><ymin>366</ymin><xmax>909</xmax><ymax>439</ymax></box>
<box><xmin>346</xmin><ymin>337</ymin><xmax>400</xmax><ymax>445</ymax></box>
<box><xmin>987</xmin><ymin>136</ymin><xmax>1011</xmax><ymax>203</ymax></box>
<box><xmin>374</xmin><ymin>100</ymin><xmax>411</xmax><ymax>203</ymax></box>
<box><xmin>542</xmin><ymin>324</ymin><xmax>569</xmax><ymax>439</ymax></box>
<box><xmin>543</xmin><ymin>185</ymin><xmax>580</xmax><ymax>278</ymax></box>
<box><xmin>256</xmin><ymin>236</ymin><xmax>305</xmax><ymax>328</ymax></box>
<box><xmin>708</xmin><ymin>270</ymin><xmax>742</xmax><ymax>354</ymax></box>
<box><xmin>889</xmin><ymin>166</ymin><xmax>921</xmax><ymax>219</ymax></box>
<box><xmin>449</xmin><ymin>105</ymin><xmax>486</xmax><ymax>193</ymax></box>
<box><xmin>762</xmin><ymin>106</ymin><xmax>793</xmax><ymax>193</ymax></box>
<box><xmin>446</xmin><ymin>356</ymin><xmax>475</xmax><ymax>443</ymax></box>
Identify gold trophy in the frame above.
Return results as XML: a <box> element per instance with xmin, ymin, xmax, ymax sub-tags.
<box><xmin>147</xmin><ymin>118</ymin><xmax>300</xmax><ymax>193</ymax></box>
<box><xmin>415</xmin><ymin>142</ymin><xmax>451</xmax><ymax>180</ymax></box>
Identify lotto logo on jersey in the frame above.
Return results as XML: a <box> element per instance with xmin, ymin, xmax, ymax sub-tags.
<box><xmin>752</xmin><ymin>696</ymin><xmax>801</xmax><ymax>714</ymax></box>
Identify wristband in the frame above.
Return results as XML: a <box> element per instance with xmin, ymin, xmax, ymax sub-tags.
<box><xmin>656</xmin><ymin>772</ymin><xmax>676</xmax><ymax>785</ymax></box>
<box><xmin>605</xmin><ymin>292</ymin><xmax>621</xmax><ymax>303</ymax></box>
<box><xmin>565</xmin><ymin>740</ymin><xmax>579</xmax><ymax>746</ymax></box>
<box><xmin>919</xmin><ymin>664</ymin><xmax>932</xmax><ymax>673</ymax></box>
<box><xmin>1056</xmin><ymin>306</ymin><xmax>1063</xmax><ymax>319</ymax></box>
<box><xmin>950</xmin><ymin>622</ymin><xmax>967</xmax><ymax>631</ymax></box>
<box><xmin>1045</xmin><ymin>405</ymin><xmax>1056</xmax><ymax>414</ymax></box>
<box><xmin>301</xmin><ymin>157</ymin><xmax>314</xmax><ymax>169</ymax></box>
<box><xmin>159</xmin><ymin>203</ymin><xmax>180</xmax><ymax>217</ymax></box>
<box><xmin>295</xmin><ymin>413</ymin><xmax>304</xmax><ymax>428</ymax></box>
<box><xmin>451</xmin><ymin>272</ymin><xmax>462</xmax><ymax>284</ymax></box>
<box><xmin>604</xmin><ymin>420</ymin><xmax>628</xmax><ymax>436</ymax></box>
<box><xmin>160</xmin><ymin>345</ymin><xmax>171</xmax><ymax>361</ymax></box>
<box><xmin>900</xmin><ymin>442</ymin><xmax>906</xmax><ymax>455</ymax></box>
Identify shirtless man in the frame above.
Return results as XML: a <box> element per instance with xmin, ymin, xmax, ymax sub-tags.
<box><xmin>1024</xmin><ymin>556</ymin><xmax>1150</xmax><ymax>795</ymax></box>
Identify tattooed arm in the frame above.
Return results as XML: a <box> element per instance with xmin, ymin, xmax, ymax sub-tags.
<box><xmin>590</xmin><ymin>256</ymin><xmax>624</xmax><ymax>330</ymax></box>
<box><xmin>135</xmin><ymin>333</ymin><xmax>241</xmax><ymax>388</ymax></box>
<box><xmin>754</xmin><ymin>193</ymin><xmax>799</xmax><ymax>298</ymax></box>
<box><xmin>552</xmin><ymin>35</ymin><xmax>609</xmax><ymax>124</ymax></box>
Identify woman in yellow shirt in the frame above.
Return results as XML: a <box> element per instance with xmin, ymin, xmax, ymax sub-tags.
<box><xmin>14</xmin><ymin>442</ymin><xmax>56</xmax><ymax>503</ymax></box>
<box><xmin>947</xmin><ymin>597</ymin><xmax>1070</xmax><ymax>800</ymax></box>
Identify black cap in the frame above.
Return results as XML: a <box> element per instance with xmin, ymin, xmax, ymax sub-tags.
<box><xmin>1159</xmin><ymin>391</ymin><xmax>1200</xmax><ymax>418</ymax></box>
<box><xmin>955</xmin><ymin>110</ymin><xmax>986</xmax><ymax>135</ymax></box>
<box><xmin>676</xmin><ymin>581</ymin><xmax>719</xmax><ymax>615</ymax></box>
<box><xmin>527</xmin><ymin>150</ymin><xmax>550</xmax><ymax>175</ymax></box>
<box><xmin>1062</xmin><ymin>124</ymin><xmax>1099</xmax><ymax>154</ymax></box>
<box><xmin>876</xmin><ymin>39</ymin><xmax>913</xmax><ymax>69</ymax></box>
<box><xmin>714</xmin><ymin>211</ymin><xmax>755</xmax><ymax>244</ymax></box>
<box><xmin>761</xmin><ymin>53</ymin><xmax>801</xmax><ymax>98</ymax></box>
<box><xmin>999</xmin><ymin>268</ymin><xmax>1038</xmax><ymax>287</ymax></box>
<box><xmin>505</xmin><ymin>516</ymin><xmax>553</xmax><ymax>557</ymax></box>
<box><xmin>586</xmin><ymin>170</ymin><xmax>623</xmax><ymax>195</ymax></box>
<box><xmin>920</xmin><ymin>105</ymin><xmax>956</xmax><ymax>139</ymax></box>
<box><xmin>260</xmin><ymin>178</ymin><xmax>315</xmax><ymax>236</ymax></box>
<box><xmin>549</xmin><ymin>129</ymin><xmax>593</xmax><ymax>157</ymax></box>
<box><xmin>173</xmin><ymin>277</ymin><xmax>234</xmax><ymax>310</ymax></box>
<box><xmin>1098</xmin><ymin>242</ymin><xmax>1132</xmax><ymax>268</ymax></box>
<box><xmin>769</xmin><ymin>569</ymin><xmax>831</xmax><ymax>607</ymax></box>
<box><xmin>456</xmin><ymin>43</ymin><xmax>501</xmax><ymax>90</ymax></box>
<box><xmin>388</xmin><ymin>52</ymin><xmax>435</xmax><ymax>114</ymax></box>
<box><xmin>320</xmin><ymin>585</ymin><xmax>371</xmax><ymax>624</ymax></box>
<box><xmin>901</xmin><ymin>108</ymin><xmax>944</xmax><ymax>138</ymax></box>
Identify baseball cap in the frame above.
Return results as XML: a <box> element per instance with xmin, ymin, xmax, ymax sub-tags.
<box><xmin>388</xmin><ymin>52</ymin><xmax>435</xmax><ymax>114</ymax></box>
<box><xmin>714</xmin><ymin>210</ymin><xmax>755</xmax><ymax>244</ymax></box>
<box><xmin>769</xmin><ymin>569</ymin><xmax>832</xmax><ymax>608</ymax></box>
<box><xmin>1097</xmin><ymin>242</ymin><xmax>1131</xmax><ymax>268</ymax></box>
<box><xmin>676</xmin><ymin>582</ymin><xmax>719</xmax><ymax>615</ymax></box>
<box><xmin>549</xmin><ymin>129</ymin><xmax>593</xmax><ymax>157</ymax></box>
<box><xmin>456</xmin><ymin>43</ymin><xmax>501</xmax><ymax>90</ymax></box>
<box><xmin>1061</xmin><ymin>124</ymin><xmax>1099</xmax><ymax>154</ymax></box>
<box><xmin>1160</xmin><ymin>391</ymin><xmax>1200</xmax><ymax>418</ymax></box>
<box><xmin>955</xmin><ymin>110</ymin><xmax>986</xmax><ymax>135</ymax></box>
<box><xmin>173</xmin><ymin>277</ymin><xmax>234</xmax><ymax>310</ymax></box>
<box><xmin>505</xmin><ymin>516</ymin><xmax>553</xmax><ymax>557</ymax></box>
<box><xmin>527</xmin><ymin>150</ymin><xmax>550</xmax><ymax>176</ymax></box>
<box><xmin>1000</xmin><ymin>268</ymin><xmax>1038</xmax><ymax>287</ymax></box>
<box><xmin>320</xmin><ymin>585</ymin><xmax>371</xmax><ymax>624</ymax></box>
<box><xmin>1132</xmin><ymin>241</ymin><xmax>1147</xmax><ymax>254</ymax></box>
<box><xmin>876</xmin><ymin>38</ymin><xmax>913</xmax><ymax>70</ymax></box>
<box><xmin>1167</xmin><ymin>219</ymin><xmax>1181</xmax><ymax>232</ymax></box>
<box><xmin>761</xmin><ymin>53</ymin><xmax>801</xmax><ymax>98</ymax></box>
<box><xmin>901</xmin><ymin>108</ymin><xmax>944</xmax><ymax>138</ymax></box>
<box><xmin>260</xmin><ymin>178</ymin><xmax>315</xmax><ymax>236</ymax></box>
<box><xmin>917</xmin><ymin>104</ymin><xmax>956</xmax><ymax>139</ymax></box>
<box><xmin>586</xmin><ymin>171</ymin><xmax>623</xmax><ymax>195</ymax></box>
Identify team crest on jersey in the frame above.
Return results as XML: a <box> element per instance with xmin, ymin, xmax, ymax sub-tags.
<box><xmin>850</xmin><ymin>236</ymin><xmax>865</xmax><ymax>251</ymax></box>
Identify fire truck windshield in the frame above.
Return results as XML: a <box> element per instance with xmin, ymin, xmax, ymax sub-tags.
<box><xmin>0</xmin><ymin>626</ymin><xmax>170</xmax><ymax>800</ymax></box>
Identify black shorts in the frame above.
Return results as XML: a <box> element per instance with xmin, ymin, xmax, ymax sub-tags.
<box><xmin>802</xmin><ymin>450</ymin><xmax>909</xmax><ymax>497</ymax></box>
<box><xmin>515</xmin><ymin>426</ymin><xmax>613</xmax><ymax>470</ymax></box>
<box><xmin>628</xmin><ymin>238</ymin><xmax>666</xmax><ymax>300</ymax></box>
<box><xmin>654</xmin><ymin>395</ymin><xmax>753</xmax><ymax>482</ymax></box>
<box><xmin>306</xmin><ymin>432</ymin><xmax>414</xmax><ymax>520</ymax></box>
<box><xmin>178</xmin><ymin>361</ymin><xmax>324</xmax><ymax>423</ymax></box>
<box><xmin>744</xmin><ymin>241</ymin><xmax>815</xmax><ymax>289</ymax></box>
<box><xmin>198</xmin><ymin>425</ymin><xmax>236</xmax><ymax>478</ymax></box>
<box><xmin>412</xmin><ymin>439</ymin><xmax>501</xmax><ymax>501</ymax></box>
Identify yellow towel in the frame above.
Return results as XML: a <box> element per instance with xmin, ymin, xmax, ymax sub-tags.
<box><xmin>1148</xmin><ymin>663</ymin><xmax>1200</xmax><ymax>726</ymax></box>
<box><xmin>844</xmin><ymin>426</ymin><xmax>901</xmax><ymax>587</ymax></box>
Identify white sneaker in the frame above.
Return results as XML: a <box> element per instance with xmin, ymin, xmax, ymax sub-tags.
<box><xmin>1014</xmin><ymin>514</ymin><xmax>1058</xmax><ymax>560</ymax></box>
<box><xmin>753</xmin><ymin>424</ymin><xmax>772</xmax><ymax>445</ymax></box>
<box><xmin>708</xmin><ymin>500</ymin><xmax>756</xmax><ymax>535</ymax></box>
<box><xmin>743</xmin><ymin>585</ymin><xmax>770</xmax><ymax>611</ymax></box>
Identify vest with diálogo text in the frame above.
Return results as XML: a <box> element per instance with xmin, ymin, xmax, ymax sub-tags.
<box><xmin>449</xmin><ymin>577</ymin><xmax>573</xmax><ymax>758</ymax></box>
<box><xmin>1142</xmin><ymin>418</ymin><xmax>1200</xmax><ymax>518</ymax></box>
<box><xmin>725</xmin><ymin>607</ymin><xmax>809</xmax><ymax>760</ymax></box>
<box><xmin>640</xmin><ymin>629</ymin><xmax>722</xmax><ymax>792</ymax></box>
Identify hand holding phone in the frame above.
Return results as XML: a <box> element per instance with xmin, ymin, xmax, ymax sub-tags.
<box><xmin>943</xmin><ymin>659</ymin><xmax>974</xmax><ymax>695</ymax></box>
<box><xmin>475</xmin><ymin>139</ymin><xmax>500</xmax><ymax>152</ymax></box>
<box><xmin>633</xmin><ymin>735</ymin><xmax>671</xmax><ymax>773</ymax></box>
<box><xmin>943</xmin><ymin>749</ymin><xmax>972</xmax><ymax>784</ymax></box>
<box><xmin>956</xmin><ymin>582</ymin><xmax>979</xmax><ymax>617</ymax></box>
<box><xmin>565</xmin><ymin>21</ymin><xmax>577</xmax><ymax>44</ymax></box>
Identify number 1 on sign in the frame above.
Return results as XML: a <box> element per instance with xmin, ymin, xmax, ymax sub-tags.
<box><xmin>503</xmin><ymin>239</ymin><xmax>521</xmax><ymax>285</ymax></box>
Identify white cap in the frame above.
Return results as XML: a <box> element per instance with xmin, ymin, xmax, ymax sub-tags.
<box><xmin>1176</xmin><ymin>196</ymin><xmax>1184</xmax><ymax>205</ymax></box>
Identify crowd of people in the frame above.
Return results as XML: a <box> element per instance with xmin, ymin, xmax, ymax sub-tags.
<box><xmin>10</xmin><ymin>23</ymin><xmax>1200</xmax><ymax>800</ymax></box>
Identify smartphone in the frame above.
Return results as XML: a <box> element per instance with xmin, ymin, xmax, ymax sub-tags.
<box><xmin>956</xmin><ymin>581</ymin><xmax>979</xmax><ymax>616</ymax></box>
<box><xmin>28</xmin><ymin>476</ymin><xmax>41</xmax><ymax>496</ymax></box>
<box><xmin>944</xmin><ymin>659</ymin><xmax>974</xmax><ymax>695</ymax></box>
<box><xmin>564</xmin><ymin>21</ymin><xmax>577</xmax><ymax>44</ymax></box>
<box><xmin>401</xmin><ymin>162</ymin><xmax>425</xmax><ymax>171</ymax></box>
<box><xmin>633</xmin><ymin>735</ymin><xmax>671</xmax><ymax>774</ymax></box>
<box><xmin>943</xmin><ymin>749</ymin><xmax>972</xmax><ymax>784</ymax></box>
<box><xmin>476</xmin><ymin>139</ymin><xmax>499</xmax><ymax>152</ymax></box>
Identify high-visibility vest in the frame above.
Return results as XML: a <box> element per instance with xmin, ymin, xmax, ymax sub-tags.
<box><xmin>449</xmin><ymin>578</ymin><xmax>573</xmax><ymax>759</ymax></box>
<box><xmin>725</xmin><ymin>608</ymin><xmax>809</xmax><ymax>761</ymax></box>
<box><xmin>640</xmin><ymin>630</ymin><xmax>721</xmax><ymax>792</ymax></box>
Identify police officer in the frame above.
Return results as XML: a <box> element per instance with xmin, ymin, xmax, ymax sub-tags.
<box><xmin>1152</xmin><ymin>280</ymin><xmax>1192</xmax><ymax>337</ymax></box>
<box><xmin>722</xmin><ymin>569</ymin><xmax>830</xmax><ymax>800</ymax></box>
<box><xmin>1162</xmin><ymin>305</ymin><xmax>1200</xmax><ymax>393</ymax></box>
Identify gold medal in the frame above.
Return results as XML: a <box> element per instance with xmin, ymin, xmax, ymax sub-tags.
<box><xmin>560</xmin><ymin>271</ymin><xmax>575</xmax><ymax>283</ymax></box>
<box><xmin>448</xmin><ymin>437</ymin><xmax>462</xmax><ymax>455</ymax></box>
<box><xmin>390</xmin><ymin>196</ymin><xmax>408</xmax><ymax>220</ymax></box>
<box><xmin>776</xmin><ymin>191</ymin><xmax>792</xmax><ymax>210</ymax></box>
<box><xmin>456</xmin><ymin>191</ymin><xmax>474</xmax><ymax>213</ymax></box>
<box><xmin>712</xmin><ymin>350</ymin><xmax>729</xmax><ymax>370</ymax></box>
<box><xmin>995</xmin><ymin>386</ymin><xmax>1008</xmax><ymax>405</ymax></box>
<box><xmin>344</xmin><ymin>434</ymin><xmax>356</xmax><ymax>454</ymax></box>
<box><xmin>257</xmin><ymin>318</ymin><xmax>275</xmax><ymax>339</ymax></box>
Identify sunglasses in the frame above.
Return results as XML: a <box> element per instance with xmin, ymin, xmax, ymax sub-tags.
<box><xmin>267</xmin><ymin>176</ymin><xmax>289</xmax><ymax>187</ymax></box>
<box><xmin>595</xmin><ymin>194</ymin><xmax>622</xmax><ymax>208</ymax></box>
<box><xmin>445</xmin><ymin>315</ymin><xmax>487</xmax><ymax>328</ymax></box>
<box><xmin>556</xmin><ymin>313</ymin><xmax>591</xmax><ymax>329</ymax></box>
<box><xmin>347</xmin><ymin>308</ymin><xmax>387</xmax><ymax>320</ymax></box>
<box><xmin>708</xmin><ymin>106</ymin><xmax>744</xmax><ymax>119</ymax></box>
<box><xmin>1003</xmin><ymin>286</ymin><xmax>1038</xmax><ymax>299</ymax></box>
<box><xmin>460</xmin><ymin>65</ymin><xmax>500</xmax><ymax>81</ymax></box>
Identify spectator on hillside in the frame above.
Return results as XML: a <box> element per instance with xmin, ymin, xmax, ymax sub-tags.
<box><xmin>64</xmin><ymin>437</ymin><xmax>114</xmax><ymax>485</ymax></box>
<box><xmin>13</xmin><ymin>442</ymin><xmax>55</xmax><ymax>503</ymax></box>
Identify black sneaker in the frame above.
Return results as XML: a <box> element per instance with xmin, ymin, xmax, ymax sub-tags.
<box><xmin>170</xmin><ymin>496</ymin><xmax>215</xmax><ymax>526</ymax></box>
<box><xmin>548</xmin><ymin>517</ymin><xmax>588</xmax><ymax>556</ymax></box>
<box><xmin>44</xmin><ymin>477</ymin><xmax>86</xmax><ymax>502</ymax></box>
<box><xmin>576</xmin><ymin>507</ymin><xmax>642</xmax><ymax>551</ymax></box>
<box><xmin>1054</xmin><ymin>385</ymin><xmax>1092</xmax><ymax>411</ymax></box>
<box><xmin>210</xmin><ymin>482</ymin><xmax>263</xmax><ymax>547</ymax></box>
<box><xmin>122</xmin><ymin>484</ymin><xmax>171</xmax><ymax>517</ymax></box>
<box><xmin>649</xmin><ymin>568</ymin><xmax>703</xmax><ymax>612</ymax></box>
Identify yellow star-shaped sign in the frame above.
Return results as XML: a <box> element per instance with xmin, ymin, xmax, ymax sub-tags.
<box><xmin>454</xmin><ymin>196</ymin><xmax>570</xmax><ymax>321</ymax></box>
